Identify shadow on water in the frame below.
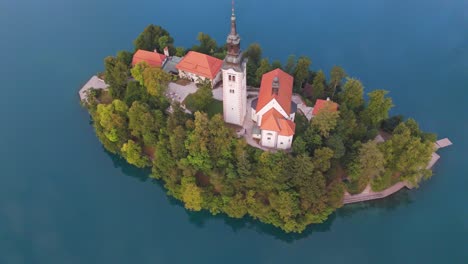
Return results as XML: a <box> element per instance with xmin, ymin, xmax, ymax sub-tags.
<box><xmin>337</xmin><ymin>189</ymin><xmax>413</xmax><ymax>219</ymax></box>
<box><xmin>103</xmin><ymin>149</ymin><xmax>414</xmax><ymax>243</ymax></box>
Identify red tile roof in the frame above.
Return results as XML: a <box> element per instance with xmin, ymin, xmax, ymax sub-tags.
<box><xmin>312</xmin><ymin>99</ymin><xmax>339</xmax><ymax>116</ymax></box>
<box><xmin>176</xmin><ymin>51</ymin><xmax>223</xmax><ymax>79</ymax></box>
<box><xmin>132</xmin><ymin>49</ymin><xmax>167</xmax><ymax>68</ymax></box>
<box><xmin>260</xmin><ymin>109</ymin><xmax>296</xmax><ymax>136</ymax></box>
<box><xmin>256</xmin><ymin>68</ymin><xmax>294</xmax><ymax>114</ymax></box>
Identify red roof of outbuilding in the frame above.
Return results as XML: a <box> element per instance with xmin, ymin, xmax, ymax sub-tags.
<box><xmin>260</xmin><ymin>109</ymin><xmax>296</xmax><ymax>136</ymax></box>
<box><xmin>132</xmin><ymin>49</ymin><xmax>167</xmax><ymax>68</ymax></box>
<box><xmin>256</xmin><ymin>68</ymin><xmax>294</xmax><ymax>114</ymax></box>
<box><xmin>175</xmin><ymin>51</ymin><xmax>223</xmax><ymax>79</ymax></box>
<box><xmin>312</xmin><ymin>99</ymin><xmax>339</xmax><ymax>116</ymax></box>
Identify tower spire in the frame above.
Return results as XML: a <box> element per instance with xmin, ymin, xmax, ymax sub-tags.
<box><xmin>232</xmin><ymin>0</ymin><xmax>235</xmax><ymax>16</ymax></box>
<box><xmin>230</xmin><ymin>0</ymin><xmax>237</xmax><ymax>36</ymax></box>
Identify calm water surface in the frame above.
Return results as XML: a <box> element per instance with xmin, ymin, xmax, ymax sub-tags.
<box><xmin>0</xmin><ymin>0</ymin><xmax>467</xmax><ymax>263</ymax></box>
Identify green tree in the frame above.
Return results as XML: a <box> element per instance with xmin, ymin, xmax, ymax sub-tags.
<box><xmin>158</xmin><ymin>35</ymin><xmax>170</xmax><ymax>50</ymax></box>
<box><xmin>134</xmin><ymin>24</ymin><xmax>173</xmax><ymax>52</ymax></box>
<box><xmin>130</xmin><ymin>61</ymin><xmax>149</xmax><ymax>86</ymax></box>
<box><xmin>271</xmin><ymin>60</ymin><xmax>283</xmax><ymax>70</ymax></box>
<box><xmin>311</xmin><ymin>105</ymin><xmax>340</xmax><ymax>138</ymax></box>
<box><xmin>358</xmin><ymin>141</ymin><xmax>386</xmax><ymax>179</ymax></box>
<box><xmin>284</xmin><ymin>55</ymin><xmax>296</xmax><ymax>74</ymax></box>
<box><xmin>142</xmin><ymin>67</ymin><xmax>173</xmax><ymax>97</ymax></box>
<box><xmin>310</xmin><ymin>70</ymin><xmax>326</xmax><ymax>101</ymax></box>
<box><xmin>244</xmin><ymin>43</ymin><xmax>262</xmax><ymax>66</ymax></box>
<box><xmin>312</xmin><ymin>147</ymin><xmax>334</xmax><ymax>172</ymax></box>
<box><xmin>175</xmin><ymin>47</ymin><xmax>186</xmax><ymax>57</ymax></box>
<box><xmin>93</xmin><ymin>100</ymin><xmax>129</xmax><ymax>153</ymax></box>
<box><xmin>325</xmin><ymin>135</ymin><xmax>345</xmax><ymax>159</ymax></box>
<box><xmin>121</xmin><ymin>140</ymin><xmax>151</xmax><ymax>168</ymax></box>
<box><xmin>187</xmin><ymin>81</ymin><xmax>213</xmax><ymax>112</ymax></box>
<box><xmin>339</xmin><ymin>78</ymin><xmax>364</xmax><ymax>111</ymax></box>
<box><xmin>181</xmin><ymin>176</ymin><xmax>203</xmax><ymax>211</ymax></box>
<box><xmin>347</xmin><ymin>140</ymin><xmax>386</xmax><ymax>193</ymax></box>
<box><xmin>104</xmin><ymin>56</ymin><xmax>129</xmax><ymax>99</ymax></box>
<box><xmin>185</xmin><ymin>112</ymin><xmax>212</xmax><ymax>172</ymax></box>
<box><xmin>208</xmin><ymin>114</ymin><xmax>234</xmax><ymax>168</ymax></box>
<box><xmin>255</xmin><ymin>58</ymin><xmax>271</xmax><ymax>86</ymax></box>
<box><xmin>328</xmin><ymin>66</ymin><xmax>347</xmax><ymax>98</ymax></box>
<box><xmin>128</xmin><ymin>101</ymin><xmax>163</xmax><ymax>146</ymax></box>
<box><xmin>193</xmin><ymin>32</ymin><xmax>218</xmax><ymax>55</ymax></box>
<box><xmin>380</xmin><ymin>121</ymin><xmax>434</xmax><ymax>187</ymax></box>
<box><xmin>117</xmin><ymin>50</ymin><xmax>133</xmax><ymax>67</ymax></box>
<box><xmin>293</xmin><ymin>56</ymin><xmax>311</xmax><ymax>90</ymax></box>
<box><xmin>292</xmin><ymin>136</ymin><xmax>307</xmax><ymax>155</ymax></box>
<box><xmin>362</xmin><ymin>90</ymin><xmax>394</xmax><ymax>128</ymax></box>
<box><xmin>169</xmin><ymin>126</ymin><xmax>188</xmax><ymax>160</ymax></box>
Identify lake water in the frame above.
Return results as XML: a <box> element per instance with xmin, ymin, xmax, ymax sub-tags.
<box><xmin>0</xmin><ymin>0</ymin><xmax>467</xmax><ymax>263</ymax></box>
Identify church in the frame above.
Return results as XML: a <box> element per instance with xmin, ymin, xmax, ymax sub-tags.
<box><xmin>221</xmin><ymin>5</ymin><xmax>296</xmax><ymax>150</ymax></box>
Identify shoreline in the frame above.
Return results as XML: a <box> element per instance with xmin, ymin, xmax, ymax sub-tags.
<box><xmin>343</xmin><ymin>139</ymin><xmax>452</xmax><ymax>204</ymax></box>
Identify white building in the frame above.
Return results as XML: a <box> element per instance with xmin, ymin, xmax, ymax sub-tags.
<box><xmin>222</xmin><ymin>5</ymin><xmax>247</xmax><ymax>126</ymax></box>
<box><xmin>251</xmin><ymin>69</ymin><xmax>297</xmax><ymax>150</ymax></box>
<box><xmin>176</xmin><ymin>51</ymin><xmax>223</xmax><ymax>88</ymax></box>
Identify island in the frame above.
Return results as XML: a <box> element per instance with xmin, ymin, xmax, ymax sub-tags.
<box><xmin>79</xmin><ymin>6</ymin><xmax>451</xmax><ymax>233</ymax></box>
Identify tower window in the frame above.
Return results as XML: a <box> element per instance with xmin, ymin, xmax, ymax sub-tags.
<box><xmin>228</xmin><ymin>75</ymin><xmax>232</xmax><ymax>81</ymax></box>
<box><xmin>232</xmin><ymin>75</ymin><xmax>236</xmax><ymax>82</ymax></box>
<box><xmin>230</xmin><ymin>89</ymin><xmax>235</xmax><ymax>94</ymax></box>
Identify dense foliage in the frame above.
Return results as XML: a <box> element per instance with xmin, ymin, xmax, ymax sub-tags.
<box><xmin>84</xmin><ymin>25</ymin><xmax>436</xmax><ymax>233</ymax></box>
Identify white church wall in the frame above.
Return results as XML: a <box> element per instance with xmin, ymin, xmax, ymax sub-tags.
<box><xmin>261</xmin><ymin>130</ymin><xmax>277</xmax><ymax>148</ymax></box>
<box><xmin>276</xmin><ymin>135</ymin><xmax>293</xmax><ymax>149</ymax></box>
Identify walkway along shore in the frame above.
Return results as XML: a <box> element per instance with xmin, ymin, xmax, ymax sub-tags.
<box><xmin>343</xmin><ymin>138</ymin><xmax>453</xmax><ymax>204</ymax></box>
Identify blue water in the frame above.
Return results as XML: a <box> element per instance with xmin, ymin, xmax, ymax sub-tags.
<box><xmin>1</xmin><ymin>0</ymin><xmax>467</xmax><ymax>263</ymax></box>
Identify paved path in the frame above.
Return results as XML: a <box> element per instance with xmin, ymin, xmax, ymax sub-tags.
<box><xmin>343</xmin><ymin>182</ymin><xmax>409</xmax><ymax>204</ymax></box>
<box><xmin>78</xmin><ymin>76</ymin><xmax>109</xmax><ymax>102</ymax></box>
<box><xmin>291</xmin><ymin>94</ymin><xmax>313</xmax><ymax>121</ymax></box>
<box><xmin>167</xmin><ymin>82</ymin><xmax>198</xmax><ymax>103</ymax></box>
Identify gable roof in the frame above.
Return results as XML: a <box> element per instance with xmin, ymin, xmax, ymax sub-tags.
<box><xmin>260</xmin><ymin>109</ymin><xmax>296</xmax><ymax>136</ymax></box>
<box><xmin>176</xmin><ymin>51</ymin><xmax>223</xmax><ymax>79</ymax></box>
<box><xmin>132</xmin><ymin>49</ymin><xmax>167</xmax><ymax>68</ymax></box>
<box><xmin>312</xmin><ymin>99</ymin><xmax>339</xmax><ymax>116</ymax></box>
<box><xmin>256</xmin><ymin>68</ymin><xmax>294</xmax><ymax>114</ymax></box>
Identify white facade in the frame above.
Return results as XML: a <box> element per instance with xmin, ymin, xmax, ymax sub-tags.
<box><xmin>259</xmin><ymin>130</ymin><xmax>293</xmax><ymax>149</ymax></box>
<box><xmin>261</xmin><ymin>130</ymin><xmax>278</xmax><ymax>148</ymax></box>
<box><xmin>178</xmin><ymin>70</ymin><xmax>222</xmax><ymax>88</ymax></box>
<box><xmin>277</xmin><ymin>135</ymin><xmax>293</xmax><ymax>149</ymax></box>
<box><xmin>222</xmin><ymin>61</ymin><xmax>247</xmax><ymax>126</ymax></box>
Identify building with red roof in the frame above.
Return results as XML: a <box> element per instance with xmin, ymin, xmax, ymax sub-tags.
<box><xmin>176</xmin><ymin>51</ymin><xmax>223</xmax><ymax>87</ymax></box>
<box><xmin>251</xmin><ymin>68</ymin><xmax>297</xmax><ymax>149</ymax></box>
<box><xmin>132</xmin><ymin>49</ymin><xmax>167</xmax><ymax>68</ymax></box>
<box><xmin>312</xmin><ymin>98</ymin><xmax>339</xmax><ymax>116</ymax></box>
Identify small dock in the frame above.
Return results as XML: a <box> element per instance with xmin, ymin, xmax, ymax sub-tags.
<box><xmin>435</xmin><ymin>138</ymin><xmax>453</xmax><ymax>149</ymax></box>
<box><xmin>78</xmin><ymin>75</ymin><xmax>109</xmax><ymax>102</ymax></box>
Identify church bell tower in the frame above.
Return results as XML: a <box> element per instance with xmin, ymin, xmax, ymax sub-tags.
<box><xmin>222</xmin><ymin>2</ymin><xmax>247</xmax><ymax>126</ymax></box>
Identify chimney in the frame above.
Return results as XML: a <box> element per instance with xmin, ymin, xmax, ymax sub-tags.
<box><xmin>272</xmin><ymin>76</ymin><xmax>280</xmax><ymax>95</ymax></box>
<box><xmin>163</xmin><ymin>46</ymin><xmax>170</xmax><ymax>57</ymax></box>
